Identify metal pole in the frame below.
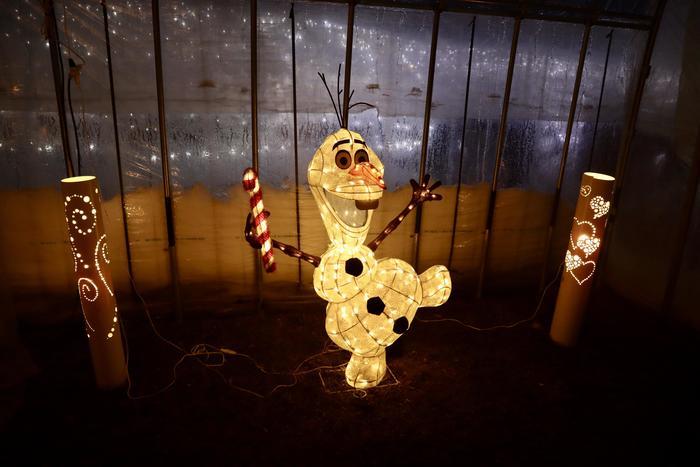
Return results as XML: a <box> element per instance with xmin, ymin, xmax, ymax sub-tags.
<box><xmin>290</xmin><ymin>3</ymin><xmax>302</xmax><ymax>286</ymax></box>
<box><xmin>413</xmin><ymin>4</ymin><xmax>441</xmax><ymax>268</ymax></box>
<box><xmin>250</xmin><ymin>0</ymin><xmax>263</xmax><ymax>305</ymax></box>
<box><xmin>151</xmin><ymin>0</ymin><xmax>183</xmax><ymax>319</ymax></box>
<box><xmin>309</xmin><ymin>0</ymin><xmax>652</xmax><ymax>31</ymax></box>
<box><xmin>101</xmin><ymin>0</ymin><xmax>135</xmax><ymax>284</ymax></box>
<box><xmin>341</xmin><ymin>0</ymin><xmax>356</xmax><ymax>126</ymax></box>
<box><xmin>43</xmin><ymin>0</ymin><xmax>74</xmax><ymax>178</ymax></box>
<box><xmin>596</xmin><ymin>0</ymin><xmax>667</xmax><ymax>282</ymax></box>
<box><xmin>586</xmin><ymin>29</ymin><xmax>614</xmax><ymax>171</ymax></box>
<box><xmin>661</xmin><ymin>126</ymin><xmax>700</xmax><ymax>311</ymax></box>
<box><xmin>476</xmin><ymin>16</ymin><xmax>521</xmax><ymax>298</ymax></box>
<box><xmin>448</xmin><ymin>16</ymin><xmax>476</xmax><ymax>270</ymax></box>
<box><xmin>539</xmin><ymin>23</ymin><xmax>592</xmax><ymax>291</ymax></box>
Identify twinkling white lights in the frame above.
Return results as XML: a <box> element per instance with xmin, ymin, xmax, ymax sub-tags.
<box><xmin>308</xmin><ymin>129</ymin><xmax>451</xmax><ymax>389</ymax></box>
<box><xmin>62</xmin><ymin>176</ymin><xmax>127</xmax><ymax>389</ymax></box>
<box><xmin>551</xmin><ymin>172</ymin><xmax>615</xmax><ymax>347</ymax></box>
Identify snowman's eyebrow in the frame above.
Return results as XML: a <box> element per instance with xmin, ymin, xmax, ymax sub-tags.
<box><xmin>332</xmin><ymin>139</ymin><xmax>350</xmax><ymax>150</ymax></box>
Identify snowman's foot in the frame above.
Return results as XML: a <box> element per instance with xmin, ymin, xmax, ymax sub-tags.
<box><xmin>345</xmin><ymin>351</ymin><xmax>386</xmax><ymax>389</ymax></box>
<box><xmin>418</xmin><ymin>265</ymin><xmax>452</xmax><ymax>307</ymax></box>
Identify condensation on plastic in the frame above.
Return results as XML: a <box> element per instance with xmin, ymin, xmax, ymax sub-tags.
<box><xmin>107</xmin><ymin>0</ymin><xmax>170</xmax><ymax>293</ymax></box>
<box><xmin>257</xmin><ymin>0</ymin><xmax>301</xmax><ymax>290</ymax></box>
<box><xmin>549</xmin><ymin>26</ymin><xmax>647</xmax><ymax>275</ymax></box>
<box><xmin>1</xmin><ymin>0</ymin><xmax>685</xmax><ymax>317</ymax></box>
<box><xmin>486</xmin><ymin>20</ymin><xmax>584</xmax><ymax>289</ymax></box>
<box><xmin>0</xmin><ymin>0</ymin><xmax>74</xmax><ymax>312</ymax></box>
<box><xmin>419</xmin><ymin>14</ymin><xmax>514</xmax><ymax>295</ymax></box>
<box><xmin>348</xmin><ymin>5</ymin><xmax>433</xmax><ymax>267</ymax></box>
<box><xmin>606</xmin><ymin>0</ymin><xmax>699</xmax><ymax>310</ymax></box>
<box><xmin>294</xmin><ymin>1</ymin><xmax>349</xmax><ymax>287</ymax></box>
<box><xmin>161</xmin><ymin>0</ymin><xmax>256</xmax><ymax>299</ymax></box>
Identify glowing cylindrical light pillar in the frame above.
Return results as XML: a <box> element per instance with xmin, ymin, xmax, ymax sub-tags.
<box><xmin>61</xmin><ymin>176</ymin><xmax>127</xmax><ymax>389</ymax></box>
<box><xmin>550</xmin><ymin>172</ymin><xmax>615</xmax><ymax>347</ymax></box>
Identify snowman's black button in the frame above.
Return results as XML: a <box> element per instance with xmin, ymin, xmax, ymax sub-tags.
<box><xmin>367</xmin><ymin>297</ymin><xmax>385</xmax><ymax>315</ymax></box>
<box><xmin>393</xmin><ymin>317</ymin><xmax>409</xmax><ymax>334</ymax></box>
<box><xmin>345</xmin><ymin>257</ymin><xmax>363</xmax><ymax>277</ymax></box>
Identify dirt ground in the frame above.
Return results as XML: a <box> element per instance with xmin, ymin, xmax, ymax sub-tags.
<box><xmin>2</xmin><ymin>289</ymin><xmax>699</xmax><ymax>466</ymax></box>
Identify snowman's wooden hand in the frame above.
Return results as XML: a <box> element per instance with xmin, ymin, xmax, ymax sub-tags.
<box><xmin>245</xmin><ymin>211</ymin><xmax>320</xmax><ymax>267</ymax></box>
<box><xmin>367</xmin><ymin>174</ymin><xmax>443</xmax><ymax>252</ymax></box>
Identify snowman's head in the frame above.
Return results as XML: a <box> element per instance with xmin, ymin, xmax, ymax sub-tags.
<box><xmin>308</xmin><ymin>128</ymin><xmax>385</xmax><ymax>246</ymax></box>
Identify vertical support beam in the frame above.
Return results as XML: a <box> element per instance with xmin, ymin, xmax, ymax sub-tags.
<box><xmin>661</xmin><ymin>127</ymin><xmax>700</xmax><ymax>311</ymax></box>
<box><xmin>413</xmin><ymin>3</ymin><xmax>441</xmax><ymax>268</ymax></box>
<box><xmin>101</xmin><ymin>0</ymin><xmax>134</xmax><ymax>284</ymax></box>
<box><xmin>587</xmin><ymin>29</ymin><xmax>614</xmax><ymax>172</ymax></box>
<box><xmin>539</xmin><ymin>23</ymin><xmax>592</xmax><ymax>291</ymax></box>
<box><xmin>476</xmin><ymin>16</ymin><xmax>521</xmax><ymax>298</ymax></box>
<box><xmin>448</xmin><ymin>16</ymin><xmax>476</xmax><ymax>270</ymax></box>
<box><xmin>250</xmin><ymin>0</ymin><xmax>263</xmax><ymax>304</ymax></box>
<box><xmin>290</xmin><ymin>3</ymin><xmax>302</xmax><ymax>286</ymax></box>
<box><xmin>341</xmin><ymin>0</ymin><xmax>356</xmax><ymax>126</ymax></box>
<box><xmin>596</xmin><ymin>0</ymin><xmax>667</xmax><ymax>282</ymax></box>
<box><xmin>151</xmin><ymin>0</ymin><xmax>182</xmax><ymax>319</ymax></box>
<box><xmin>43</xmin><ymin>0</ymin><xmax>74</xmax><ymax>178</ymax></box>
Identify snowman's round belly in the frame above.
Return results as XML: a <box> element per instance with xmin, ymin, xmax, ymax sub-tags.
<box><xmin>313</xmin><ymin>245</ymin><xmax>377</xmax><ymax>303</ymax></box>
<box><xmin>324</xmin><ymin>257</ymin><xmax>422</xmax><ymax>355</ymax></box>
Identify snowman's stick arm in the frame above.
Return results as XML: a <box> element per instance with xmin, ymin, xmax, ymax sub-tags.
<box><xmin>245</xmin><ymin>212</ymin><xmax>320</xmax><ymax>267</ymax></box>
<box><xmin>367</xmin><ymin>199</ymin><xmax>418</xmax><ymax>252</ymax></box>
<box><xmin>272</xmin><ymin>239</ymin><xmax>321</xmax><ymax>267</ymax></box>
<box><xmin>367</xmin><ymin>175</ymin><xmax>443</xmax><ymax>252</ymax></box>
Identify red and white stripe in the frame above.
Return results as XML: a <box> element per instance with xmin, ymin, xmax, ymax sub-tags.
<box><xmin>242</xmin><ymin>168</ymin><xmax>276</xmax><ymax>273</ymax></box>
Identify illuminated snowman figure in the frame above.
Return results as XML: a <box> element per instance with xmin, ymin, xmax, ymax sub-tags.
<box><xmin>246</xmin><ymin>128</ymin><xmax>451</xmax><ymax>388</ymax></box>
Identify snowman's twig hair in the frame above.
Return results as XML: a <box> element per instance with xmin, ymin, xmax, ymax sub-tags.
<box><xmin>317</xmin><ymin>72</ymin><xmax>343</xmax><ymax>128</ymax></box>
<box><xmin>336</xmin><ymin>63</ymin><xmax>344</xmax><ymax>126</ymax></box>
<box><xmin>318</xmin><ymin>64</ymin><xmax>377</xmax><ymax>129</ymax></box>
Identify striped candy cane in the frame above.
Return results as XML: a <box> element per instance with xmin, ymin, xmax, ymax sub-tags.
<box><xmin>242</xmin><ymin>168</ymin><xmax>276</xmax><ymax>273</ymax></box>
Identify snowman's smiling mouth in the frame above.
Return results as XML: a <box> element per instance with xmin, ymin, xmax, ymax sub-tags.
<box><xmin>324</xmin><ymin>190</ymin><xmax>378</xmax><ymax>227</ymax></box>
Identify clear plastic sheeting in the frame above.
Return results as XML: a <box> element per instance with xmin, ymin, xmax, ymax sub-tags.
<box><xmin>348</xmin><ymin>6</ymin><xmax>433</xmax><ymax>265</ymax></box>
<box><xmin>161</xmin><ymin>0</ymin><xmax>255</xmax><ymax>299</ymax></box>
<box><xmin>2</xmin><ymin>0</ymin><xmax>688</xmax><ymax>319</ymax></box>
<box><xmin>257</xmin><ymin>0</ymin><xmax>300</xmax><ymax>289</ymax></box>
<box><xmin>488</xmin><ymin>20</ymin><xmax>584</xmax><ymax>289</ymax></box>
<box><xmin>0</xmin><ymin>0</ymin><xmax>73</xmax><ymax>313</ymax></box>
<box><xmin>549</xmin><ymin>26</ymin><xmax>647</xmax><ymax>274</ymax></box>
<box><xmin>294</xmin><ymin>1</ymin><xmax>349</xmax><ymax>286</ymax></box>
<box><xmin>606</xmin><ymin>0</ymin><xmax>699</xmax><ymax>310</ymax></box>
<box><xmin>419</xmin><ymin>15</ymin><xmax>514</xmax><ymax>294</ymax></box>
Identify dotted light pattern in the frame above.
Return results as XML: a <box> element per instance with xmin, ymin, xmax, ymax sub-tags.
<box><xmin>564</xmin><ymin>191</ymin><xmax>610</xmax><ymax>286</ymax></box>
<box><xmin>63</xmin><ymin>183</ymin><xmax>119</xmax><ymax>341</ymax></box>
<box><xmin>308</xmin><ymin>129</ymin><xmax>452</xmax><ymax>389</ymax></box>
<box><xmin>590</xmin><ymin>195</ymin><xmax>610</xmax><ymax>219</ymax></box>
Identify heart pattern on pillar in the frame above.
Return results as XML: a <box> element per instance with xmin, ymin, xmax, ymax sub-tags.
<box><xmin>590</xmin><ymin>195</ymin><xmax>610</xmax><ymax>219</ymax></box>
<box><xmin>565</xmin><ymin>250</ymin><xmax>596</xmax><ymax>285</ymax></box>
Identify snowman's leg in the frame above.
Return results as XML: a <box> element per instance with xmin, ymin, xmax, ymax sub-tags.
<box><xmin>418</xmin><ymin>265</ymin><xmax>452</xmax><ymax>307</ymax></box>
<box><xmin>345</xmin><ymin>351</ymin><xmax>387</xmax><ymax>389</ymax></box>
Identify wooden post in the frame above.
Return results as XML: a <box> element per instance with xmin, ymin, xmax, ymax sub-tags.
<box><xmin>61</xmin><ymin>176</ymin><xmax>127</xmax><ymax>389</ymax></box>
<box><xmin>550</xmin><ymin>172</ymin><xmax>615</xmax><ymax>347</ymax></box>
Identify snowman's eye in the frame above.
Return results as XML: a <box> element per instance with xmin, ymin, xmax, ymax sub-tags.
<box><xmin>335</xmin><ymin>150</ymin><xmax>352</xmax><ymax>169</ymax></box>
<box><xmin>354</xmin><ymin>149</ymin><xmax>369</xmax><ymax>165</ymax></box>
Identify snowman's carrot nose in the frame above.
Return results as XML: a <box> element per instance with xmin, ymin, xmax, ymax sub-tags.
<box><xmin>350</xmin><ymin>162</ymin><xmax>386</xmax><ymax>189</ymax></box>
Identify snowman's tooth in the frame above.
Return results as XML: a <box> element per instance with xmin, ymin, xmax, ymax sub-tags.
<box><xmin>355</xmin><ymin>199</ymin><xmax>379</xmax><ymax>210</ymax></box>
